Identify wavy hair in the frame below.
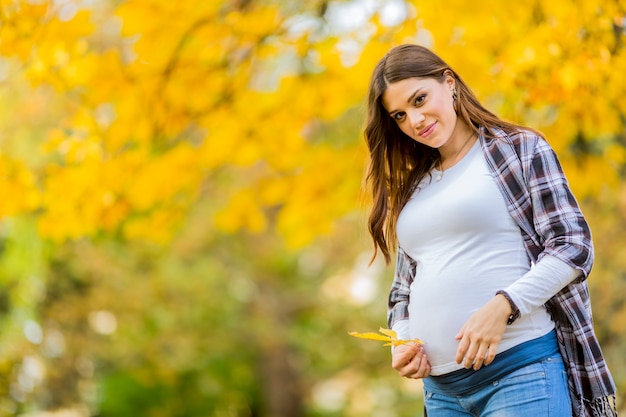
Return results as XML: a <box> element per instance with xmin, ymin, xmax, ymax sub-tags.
<box><xmin>364</xmin><ymin>44</ymin><xmax>531</xmax><ymax>265</ymax></box>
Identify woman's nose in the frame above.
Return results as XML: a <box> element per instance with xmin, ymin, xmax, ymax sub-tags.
<box><xmin>407</xmin><ymin>109</ymin><xmax>425</xmax><ymax>129</ymax></box>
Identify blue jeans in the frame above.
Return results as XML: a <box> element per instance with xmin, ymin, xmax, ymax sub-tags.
<box><xmin>424</xmin><ymin>355</ymin><xmax>572</xmax><ymax>417</ymax></box>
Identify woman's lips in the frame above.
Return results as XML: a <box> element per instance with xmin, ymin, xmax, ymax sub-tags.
<box><xmin>419</xmin><ymin>122</ymin><xmax>437</xmax><ymax>138</ymax></box>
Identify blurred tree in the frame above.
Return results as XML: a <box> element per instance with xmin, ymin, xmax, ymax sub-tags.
<box><xmin>0</xmin><ymin>0</ymin><xmax>625</xmax><ymax>415</ymax></box>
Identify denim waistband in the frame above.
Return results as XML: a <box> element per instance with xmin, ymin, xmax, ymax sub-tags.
<box><xmin>423</xmin><ymin>330</ymin><xmax>559</xmax><ymax>396</ymax></box>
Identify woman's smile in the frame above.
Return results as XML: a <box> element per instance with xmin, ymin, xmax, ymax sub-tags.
<box><xmin>419</xmin><ymin>121</ymin><xmax>437</xmax><ymax>138</ymax></box>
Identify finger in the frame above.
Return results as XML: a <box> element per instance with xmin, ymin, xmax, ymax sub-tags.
<box><xmin>395</xmin><ymin>353</ymin><xmax>415</xmax><ymax>376</ymax></box>
<box><xmin>455</xmin><ymin>328</ymin><xmax>464</xmax><ymax>341</ymax></box>
<box><xmin>406</xmin><ymin>351</ymin><xmax>430</xmax><ymax>379</ymax></box>
<box><xmin>391</xmin><ymin>346</ymin><xmax>415</xmax><ymax>370</ymax></box>
<box><xmin>473</xmin><ymin>344</ymin><xmax>489</xmax><ymax>370</ymax></box>
<box><xmin>416</xmin><ymin>354</ymin><xmax>431</xmax><ymax>378</ymax></box>
<box><xmin>463</xmin><ymin>341</ymin><xmax>480</xmax><ymax>369</ymax></box>
<box><xmin>391</xmin><ymin>355</ymin><xmax>404</xmax><ymax>370</ymax></box>
<box><xmin>455</xmin><ymin>336</ymin><xmax>470</xmax><ymax>364</ymax></box>
<box><xmin>399</xmin><ymin>360</ymin><xmax>418</xmax><ymax>377</ymax></box>
<box><xmin>400</xmin><ymin>347</ymin><xmax>427</xmax><ymax>377</ymax></box>
<box><xmin>483</xmin><ymin>343</ymin><xmax>499</xmax><ymax>366</ymax></box>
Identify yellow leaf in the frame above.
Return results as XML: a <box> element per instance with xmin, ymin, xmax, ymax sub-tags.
<box><xmin>348</xmin><ymin>331</ymin><xmax>392</xmax><ymax>342</ymax></box>
<box><xmin>378</xmin><ymin>327</ymin><xmax>398</xmax><ymax>338</ymax></box>
<box><xmin>348</xmin><ymin>328</ymin><xmax>423</xmax><ymax>346</ymax></box>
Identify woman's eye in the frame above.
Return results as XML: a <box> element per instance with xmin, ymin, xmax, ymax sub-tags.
<box><xmin>414</xmin><ymin>94</ymin><xmax>426</xmax><ymax>106</ymax></box>
<box><xmin>393</xmin><ymin>112</ymin><xmax>405</xmax><ymax>121</ymax></box>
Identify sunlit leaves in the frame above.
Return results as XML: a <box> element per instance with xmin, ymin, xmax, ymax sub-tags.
<box><xmin>0</xmin><ymin>0</ymin><xmax>624</xmax><ymax>254</ymax></box>
<box><xmin>0</xmin><ymin>156</ymin><xmax>39</xmax><ymax>217</ymax></box>
<box><xmin>0</xmin><ymin>1</ymin><xmax>49</xmax><ymax>61</ymax></box>
<box><xmin>0</xmin><ymin>2</ymin><xmax>391</xmax><ymax>249</ymax></box>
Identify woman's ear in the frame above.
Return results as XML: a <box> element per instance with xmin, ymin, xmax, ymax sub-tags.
<box><xmin>443</xmin><ymin>70</ymin><xmax>455</xmax><ymax>90</ymax></box>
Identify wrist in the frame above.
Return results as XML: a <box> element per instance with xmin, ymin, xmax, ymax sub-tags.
<box><xmin>495</xmin><ymin>290</ymin><xmax>521</xmax><ymax>325</ymax></box>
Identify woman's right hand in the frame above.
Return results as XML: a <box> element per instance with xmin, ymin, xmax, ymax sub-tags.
<box><xmin>391</xmin><ymin>344</ymin><xmax>431</xmax><ymax>379</ymax></box>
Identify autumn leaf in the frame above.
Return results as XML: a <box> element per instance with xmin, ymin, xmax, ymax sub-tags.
<box><xmin>349</xmin><ymin>327</ymin><xmax>424</xmax><ymax>347</ymax></box>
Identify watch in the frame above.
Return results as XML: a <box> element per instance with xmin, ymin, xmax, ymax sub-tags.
<box><xmin>496</xmin><ymin>290</ymin><xmax>521</xmax><ymax>325</ymax></box>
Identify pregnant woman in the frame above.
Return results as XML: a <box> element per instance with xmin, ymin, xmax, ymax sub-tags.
<box><xmin>363</xmin><ymin>44</ymin><xmax>617</xmax><ymax>416</ymax></box>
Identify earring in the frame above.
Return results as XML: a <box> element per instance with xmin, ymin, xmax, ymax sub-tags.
<box><xmin>452</xmin><ymin>88</ymin><xmax>458</xmax><ymax>114</ymax></box>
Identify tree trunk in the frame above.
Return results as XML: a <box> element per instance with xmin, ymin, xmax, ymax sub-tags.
<box><xmin>258</xmin><ymin>342</ymin><xmax>304</xmax><ymax>417</ymax></box>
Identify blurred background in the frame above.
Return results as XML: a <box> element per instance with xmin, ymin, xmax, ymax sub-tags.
<box><xmin>0</xmin><ymin>0</ymin><xmax>624</xmax><ymax>415</ymax></box>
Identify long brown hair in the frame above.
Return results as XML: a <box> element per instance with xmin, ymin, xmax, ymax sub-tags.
<box><xmin>364</xmin><ymin>44</ymin><xmax>529</xmax><ymax>265</ymax></box>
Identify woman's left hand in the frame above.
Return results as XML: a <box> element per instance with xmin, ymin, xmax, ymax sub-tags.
<box><xmin>454</xmin><ymin>294</ymin><xmax>512</xmax><ymax>370</ymax></box>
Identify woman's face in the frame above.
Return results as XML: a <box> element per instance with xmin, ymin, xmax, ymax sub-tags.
<box><xmin>381</xmin><ymin>75</ymin><xmax>458</xmax><ymax>149</ymax></box>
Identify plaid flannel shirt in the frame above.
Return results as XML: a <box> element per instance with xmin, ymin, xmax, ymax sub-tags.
<box><xmin>388</xmin><ymin>127</ymin><xmax>617</xmax><ymax>416</ymax></box>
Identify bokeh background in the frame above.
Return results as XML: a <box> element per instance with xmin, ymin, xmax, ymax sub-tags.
<box><xmin>0</xmin><ymin>0</ymin><xmax>625</xmax><ymax>416</ymax></box>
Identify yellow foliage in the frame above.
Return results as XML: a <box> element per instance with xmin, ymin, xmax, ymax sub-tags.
<box><xmin>0</xmin><ymin>2</ymin><xmax>49</xmax><ymax>61</ymax></box>
<box><xmin>122</xmin><ymin>209</ymin><xmax>185</xmax><ymax>243</ymax></box>
<box><xmin>225</xmin><ymin>7</ymin><xmax>281</xmax><ymax>39</ymax></box>
<box><xmin>0</xmin><ymin>156</ymin><xmax>40</xmax><ymax>217</ymax></box>
<box><xmin>1</xmin><ymin>0</ymin><xmax>625</xmax><ymax>250</ymax></box>
<box><xmin>214</xmin><ymin>188</ymin><xmax>268</xmax><ymax>234</ymax></box>
<box><xmin>124</xmin><ymin>144</ymin><xmax>202</xmax><ymax>212</ymax></box>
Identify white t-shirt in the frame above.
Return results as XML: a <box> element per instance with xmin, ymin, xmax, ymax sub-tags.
<box><xmin>394</xmin><ymin>140</ymin><xmax>575</xmax><ymax>375</ymax></box>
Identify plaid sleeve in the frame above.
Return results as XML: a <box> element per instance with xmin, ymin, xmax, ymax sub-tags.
<box><xmin>523</xmin><ymin>135</ymin><xmax>594</xmax><ymax>279</ymax></box>
<box><xmin>387</xmin><ymin>247</ymin><xmax>417</xmax><ymax>329</ymax></box>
